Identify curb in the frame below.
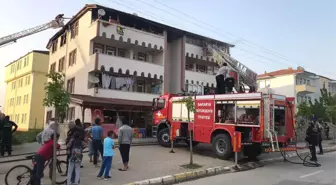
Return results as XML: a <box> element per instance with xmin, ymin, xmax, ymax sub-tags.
<box><xmin>123</xmin><ymin>145</ymin><xmax>336</xmax><ymax>185</ymax></box>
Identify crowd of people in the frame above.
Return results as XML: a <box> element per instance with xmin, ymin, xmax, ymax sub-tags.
<box><xmin>32</xmin><ymin>117</ymin><xmax>133</xmax><ymax>185</ymax></box>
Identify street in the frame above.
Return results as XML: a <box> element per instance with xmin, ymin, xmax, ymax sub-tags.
<box><xmin>178</xmin><ymin>151</ymin><xmax>336</xmax><ymax>185</ymax></box>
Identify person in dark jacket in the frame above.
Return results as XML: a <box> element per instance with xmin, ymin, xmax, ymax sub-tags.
<box><xmin>305</xmin><ymin>121</ymin><xmax>319</xmax><ymax>161</ymax></box>
<box><xmin>74</xmin><ymin>118</ymin><xmax>85</xmax><ymax>168</ymax></box>
<box><xmin>0</xmin><ymin>116</ymin><xmax>18</xmax><ymax>156</ymax></box>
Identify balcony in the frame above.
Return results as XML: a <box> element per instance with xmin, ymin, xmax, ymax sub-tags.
<box><xmin>296</xmin><ymin>84</ymin><xmax>316</xmax><ymax>94</ymax></box>
<box><xmin>94</xmin><ymin>88</ymin><xmax>159</xmax><ymax>102</ymax></box>
<box><xmin>98</xmin><ymin>20</ymin><xmax>164</xmax><ymax>51</ymax></box>
<box><xmin>93</xmin><ymin>53</ymin><xmax>164</xmax><ymax>79</ymax></box>
<box><xmin>185</xmin><ymin>70</ymin><xmax>216</xmax><ymax>87</ymax></box>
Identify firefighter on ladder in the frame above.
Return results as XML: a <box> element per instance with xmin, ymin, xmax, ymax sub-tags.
<box><xmin>215</xmin><ymin>62</ymin><xmax>235</xmax><ymax>94</ymax></box>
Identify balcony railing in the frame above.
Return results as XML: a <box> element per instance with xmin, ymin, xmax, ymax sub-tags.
<box><xmin>185</xmin><ymin>70</ymin><xmax>216</xmax><ymax>87</ymax></box>
<box><xmin>95</xmin><ymin>53</ymin><xmax>164</xmax><ymax>79</ymax></box>
<box><xmin>98</xmin><ymin>21</ymin><xmax>164</xmax><ymax>51</ymax></box>
<box><xmin>296</xmin><ymin>84</ymin><xmax>316</xmax><ymax>93</ymax></box>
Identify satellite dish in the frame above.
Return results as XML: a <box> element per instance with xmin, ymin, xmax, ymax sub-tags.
<box><xmin>98</xmin><ymin>9</ymin><xmax>106</xmax><ymax>17</ymax></box>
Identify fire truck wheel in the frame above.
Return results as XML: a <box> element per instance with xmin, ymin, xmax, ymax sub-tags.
<box><xmin>157</xmin><ymin>128</ymin><xmax>171</xmax><ymax>147</ymax></box>
<box><xmin>212</xmin><ymin>133</ymin><xmax>233</xmax><ymax>159</ymax></box>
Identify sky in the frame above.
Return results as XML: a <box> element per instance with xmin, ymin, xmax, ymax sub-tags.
<box><xmin>0</xmin><ymin>0</ymin><xmax>335</xmax><ymax>109</ymax></box>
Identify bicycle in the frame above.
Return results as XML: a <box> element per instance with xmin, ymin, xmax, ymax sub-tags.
<box><xmin>4</xmin><ymin>152</ymin><xmax>67</xmax><ymax>185</ymax></box>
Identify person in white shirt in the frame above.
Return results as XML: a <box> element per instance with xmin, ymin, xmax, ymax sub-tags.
<box><xmin>216</xmin><ymin>63</ymin><xmax>229</xmax><ymax>94</ymax></box>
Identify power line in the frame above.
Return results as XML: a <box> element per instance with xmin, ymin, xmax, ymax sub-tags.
<box><xmin>131</xmin><ymin>0</ymin><xmax>333</xmax><ymax>76</ymax></box>
<box><xmin>131</xmin><ymin>0</ymin><xmax>296</xmax><ymax>67</ymax></box>
<box><xmin>153</xmin><ymin>0</ymin><xmax>294</xmax><ymax>62</ymax></box>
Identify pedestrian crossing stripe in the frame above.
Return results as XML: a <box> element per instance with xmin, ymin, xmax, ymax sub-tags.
<box><xmin>264</xmin><ymin>147</ymin><xmax>297</xmax><ymax>152</ymax></box>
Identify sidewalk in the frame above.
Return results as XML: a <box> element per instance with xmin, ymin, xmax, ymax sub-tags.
<box><xmin>9</xmin><ymin>137</ymin><xmax>157</xmax><ymax>155</ymax></box>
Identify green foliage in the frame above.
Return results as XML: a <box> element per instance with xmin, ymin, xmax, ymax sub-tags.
<box><xmin>297</xmin><ymin>88</ymin><xmax>336</xmax><ymax>125</ymax></box>
<box><xmin>43</xmin><ymin>72</ymin><xmax>70</xmax><ymax>122</ymax></box>
<box><xmin>297</xmin><ymin>102</ymin><xmax>312</xmax><ymax>118</ymax></box>
<box><xmin>12</xmin><ymin>129</ymin><xmax>42</xmax><ymax>145</ymax></box>
<box><xmin>182</xmin><ymin>96</ymin><xmax>196</xmax><ymax>117</ymax></box>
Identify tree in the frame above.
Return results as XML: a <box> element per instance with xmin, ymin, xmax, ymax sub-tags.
<box><xmin>182</xmin><ymin>96</ymin><xmax>196</xmax><ymax>165</ymax></box>
<box><xmin>43</xmin><ymin>72</ymin><xmax>71</xmax><ymax>122</ymax></box>
<box><xmin>43</xmin><ymin>72</ymin><xmax>70</xmax><ymax>185</ymax></box>
<box><xmin>296</xmin><ymin>102</ymin><xmax>312</xmax><ymax>130</ymax></box>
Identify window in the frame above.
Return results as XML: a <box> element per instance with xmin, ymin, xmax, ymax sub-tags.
<box><xmin>323</xmin><ymin>82</ymin><xmax>326</xmax><ymax>89</ymax></box>
<box><xmin>46</xmin><ymin>111</ymin><xmax>52</xmax><ymax>123</ymax></box>
<box><xmin>16</xmin><ymin>96</ymin><xmax>21</xmax><ymax>105</ymax></box>
<box><xmin>12</xmin><ymin>81</ymin><xmax>16</xmax><ymax>90</ymax></box>
<box><xmin>265</xmin><ymin>80</ymin><xmax>271</xmax><ymax>87</ymax></box>
<box><xmin>25</xmin><ymin>76</ymin><xmax>31</xmax><ymax>85</ymax></box>
<box><xmin>58</xmin><ymin>57</ymin><xmax>65</xmax><ymax>72</ymax></box>
<box><xmin>307</xmin><ymin>80</ymin><xmax>310</xmax><ymax>85</ymax></box>
<box><xmin>236</xmin><ymin>101</ymin><xmax>260</xmax><ymax>125</ymax></box>
<box><xmin>67</xmin><ymin>107</ymin><xmax>75</xmax><ymax>121</ymax></box>
<box><xmin>60</xmin><ymin>34</ymin><xmax>67</xmax><ymax>47</ymax></box>
<box><xmin>17</xmin><ymin>60</ymin><xmax>22</xmax><ymax>70</ymax></box>
<box><xmin>137</xmin><ymin>52</ymin><xmax>147</xmax><ymax>61</ymax></box>
<box><xmin>67</xmin><ymin>78</ymin><xmax>75</xmax><ymax>93</ymax></box>
<box><xmin>196</xmin><ymin>64</ymin><xmax>207</xmax><ymax>73</ymax></box>
<box><xmin>303</xmin><ymin>79</ymin><xmax>306</xmax><ymax>84</ymax></box>
<box><xmin>136</xmin><ymin>80</ymin><xmax>145</xmax><ymax>93</ymax></box>
<box><xmin>185</xmin><ymin>63</ymin><xmax>193</xmax><ymax>71</ymax></box>
<box><xmin>24</xmin><ymin>57</ymin><xmax>28</xmax><ymax>67</ymax></box>
<box><xmin>51</xmin><ymin>39</ymin><xmax>58</xmax><ymax>53</ymax></box>
<box><xmin>19</xmin><ymin>78</ymin><xmax>23</xmax><ymax>88</ymax></box>
<box><xmin>70</xmin><ymin>22</ymin><xmax>79</xmax><ymax>38</ymax></box>
<box><xmin>69</xmin><ymin>49</ymin><xmax>77</xmax><ymax>66</ymax></box>
<box><xmin>106</xmin><ymin>46</ymin><xmax>116</xmax><ymax>56</ymax></box>
<box><xmin>21</xmin><ymin>113</ymin><xmax>27</xmax><ymax>124</ymax></box>
<box><xmin>24</xmin><ymin>94</ymin><xmax>29</xmax><ymax>104</ymax></box>
<box><xmin>118</xmin><ymin>48</ymin><xmax>126</xmax><ymax>57</ymax></box>
<box><xmin>50</xmin><ymin>62</ymin><xmax>56</xmax><ymax>73</ymax></box>
<box><xmin>10</xmin><ymin>65</ymin><xmax>15</xmax><ymax>74</ymax></box>
<box><xmin>10</xmin><ymin>98</ymin><xmax>14</xmax><ymax>106</ymax></box>
<box><xmin>93</xmin><ymin>43</ymin><xmax>104</xmax><ymax>54</ymax></box>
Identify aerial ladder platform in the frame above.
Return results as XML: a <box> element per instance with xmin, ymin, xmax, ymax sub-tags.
<box><xmin>0</xmin><ymin>14</ymin><xmax>66</xmax><ymax>47</ymax></box>
<box><xmin>204</xmin><ymin>44</ymin><xmax>258</xmax><ymax>93</ymax></box>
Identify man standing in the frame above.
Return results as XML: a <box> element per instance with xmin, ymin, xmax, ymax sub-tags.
<box><xmin>118</xmin><ymin>118</ymin><xmax>133</xmax><ymax>171</ymax></box>
<box><xmin>305</xmin><ymin>120</ymin><xmax>319</xmax><ymax>161</ymax></box>
<box><xmin>91</xmin><ymin>118</ymin><xmax>103</xmax><ymax>167</ymax></box>
<box><xmin>316</xmin><ymin>120</ymin><xmax>324</xmax><ymax>155</ymax></box>
<box><xmin>215</xmin><ymin>63</ymin><xmax>230</xmax><ymax>94</ymax></box>
<box><xmin>1</xmin><ymin>116</ymin><xmax>18</xmax><ymax>156</ymax></box>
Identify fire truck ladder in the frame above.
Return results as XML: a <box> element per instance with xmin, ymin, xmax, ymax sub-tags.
<box><xmin>205</xmin><ymin>44</ymin><xmax>258</xmax><ymax>91</ymax></box>
<box><xmin>0</xmin><ymin>14</ymin><xmax>66</xmax><ymax>47</ymax></box>
<box><xmin>264</xmin><ymin>93</ymin><xmax>280</xmax><ymax>152</ymax></box>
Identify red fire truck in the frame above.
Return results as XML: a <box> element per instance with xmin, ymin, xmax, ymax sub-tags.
<box><xmin>152</xmin><ymin>92</ymin><xmax>297</xmax><ymax>159</ymax></box>
<box><xmin>151</xmin><ymin>44</ymin><xmax>297</xmax><ymax>159</ymax></box>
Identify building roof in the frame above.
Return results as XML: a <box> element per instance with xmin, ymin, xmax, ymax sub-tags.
<box><xmin>46</xmin><ymin>4</ymin><xmax>234</xmax><ymax>49</ymax></box>
<box><xmin>5</xmin><ymin>50</ymin><xmax>49</xmax><ymax>67</ymax></box>
<box><xmin>70</xmin><ymin>94</ymin><xmax>153</xmax><ymax>107</ymax></box>
<box><xmin>257</xmin><ymin>67</ymin><xmax>305</xmax><ymax>79</ymax></box>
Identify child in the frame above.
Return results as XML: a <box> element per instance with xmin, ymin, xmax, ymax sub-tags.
<box><xmin>67</xmin><ymin>132</ymin><xmax>86</xmax><ymax>185</ymax></box>
<box><xmin>31</xmin><ymin>133</ymin><xmax>61</xmax><ymax>185</ymax></box>
<box><xmin>97</xmin><ymin>131</ymin><xmax>115</xmax><ymax>180</ymax></box>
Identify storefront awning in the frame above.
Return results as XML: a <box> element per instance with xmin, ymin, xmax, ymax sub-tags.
<box><xmin>70</xmin><ymin>94</ymin><xmax>153</xmax><ymax>108</ymax></box>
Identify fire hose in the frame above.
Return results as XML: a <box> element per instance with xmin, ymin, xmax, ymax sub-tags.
<box><xmin>279</xmin><ymin>101</ymin><xmax>321</xmax><ymax>167</ymax></box>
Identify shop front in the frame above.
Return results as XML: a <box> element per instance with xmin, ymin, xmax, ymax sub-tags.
<box><xmin>71</xmin><ymin>94</ymin><xmax>154</xmax><ymax>139</ymax></box>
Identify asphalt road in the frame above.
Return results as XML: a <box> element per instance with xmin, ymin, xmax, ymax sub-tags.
<box><xmin>178</xmin><ymin>151</ymin><xmax>336</xmax><ymax>185</ymax></box>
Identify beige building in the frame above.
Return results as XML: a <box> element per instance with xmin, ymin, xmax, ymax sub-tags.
<box><xmin>44</xmin><ymin>4</ymin><xmax>243</xmax><ymax>132</ymax></box>
<box><xmin>257</xmin><ymin>67</ymin><xmax>336</xmax><ymax>105</ymax></box>
<box><xmin>4</xmin><ymin>50</ymin><xmax>49</xmax><ymax>131</ymax></box>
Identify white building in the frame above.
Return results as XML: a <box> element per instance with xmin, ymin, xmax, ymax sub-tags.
<box><xmin>44</xmin><ymin>4</ymin><xmax>234</xmax><ymax>132</ymax></box>
<box><xmin>257</xmin><ymin>67</ymin><xmax>336</xmax><ymax>105</ymax></box>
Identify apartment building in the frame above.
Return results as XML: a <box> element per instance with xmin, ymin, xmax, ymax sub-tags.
<box><xmin>4</xmin><ymin>50</ymin><xmax>49</xmax><ymax>131</ymax></box>
<box><xmin>45</xmin><ymin>4</ymin><xmax>234</xmax><ymax>134</ymax></box>
<box><xmin>257</xmin><ymin>67</ymin><xmax>336</xmax><ymax>105</ymax></box>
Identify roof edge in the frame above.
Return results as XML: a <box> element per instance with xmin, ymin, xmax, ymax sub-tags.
<box><xmin>5</xmin><ymin>50</ymin><xmax>49</xmax><ymax>67</ymax></box>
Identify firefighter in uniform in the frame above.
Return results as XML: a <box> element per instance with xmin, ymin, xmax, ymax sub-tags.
<box><xmin>0</xmin><ymin>116</ymin><xmax>18</xmax><ymax>156</ymax></box>
<box><xmin>305</xmin><ymin>120</ymin><xmax>318</xmax><ymax>161</ymax></box>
